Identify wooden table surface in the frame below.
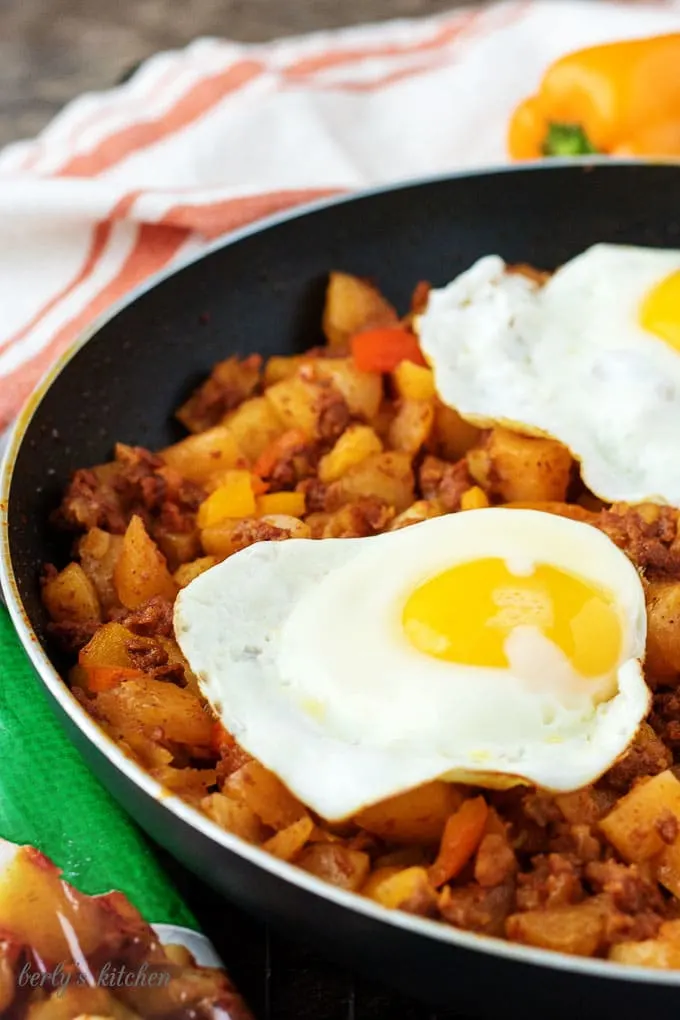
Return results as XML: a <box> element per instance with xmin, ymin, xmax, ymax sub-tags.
<box><xmin>1</xmin><ymin>0</ymin><xmax>473</xmax><ymax>147</ymax></box>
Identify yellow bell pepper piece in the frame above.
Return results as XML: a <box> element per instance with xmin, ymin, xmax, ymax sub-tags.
<box><xmin>508</xmin><ymin>34</ymin><xmax>680</xmax><ymax>159</ymax></box>
<box><xmin>256</xmin><ymin>491</ymin><xmax>307</xmax><ymax>517</ymax></box>
<box><xmin>197</xmin><ymin>471</ymin><xmax>256</xmax><ymax>527</ymax></box>
<box><xmin>460</xmin><ymin>486</ymin><xmax>489</xmax><ymax>511</ymax></box>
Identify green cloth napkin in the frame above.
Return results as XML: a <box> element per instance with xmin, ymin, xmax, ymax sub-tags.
<box><xmin>0</xmin><ymin>606</ymin><xmax>197</xmax><ymax>928</ymax></box>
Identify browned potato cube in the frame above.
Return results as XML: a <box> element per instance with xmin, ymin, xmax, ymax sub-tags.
<box><xmin>114</xmin><ymin>515</ymin><xmax>178</xmax><ymax>610</ymax></box>
<box><xmin>264</xmin><ymin>354</ymin><xmax>313</xmax><ymax>386</ymax></box>
<box><xmin>202</xmin><ymin>792</ymin><xmax>266</xmax><ymax>843</ymax></box>
<box><xmin>176</xmin><ymin>354</ymin><xmax>261</xmax><ymax>433</ymax></box>
<box><xmin>362</xmin><ymin>865</ymin><xmax>437</xmax><ymax>913</ymax></box>
<box><xmin>297</xmin><ymin>843</ymin><xmax>370</xmax><ymax>891</ymax></box>
<box><xmin>645</xmin><ymin>581</ymin><xmax>680</xmax><ymax>678</ymax></box>
<box><xmin>263</xmin><ymin>815</ymin><xmax>315</xmax><ymax>861</ymax></box>
<box><xmin>599</xmin><ymin>769</ymin><xmax>680</xmax><ymax>870</ymax></box>
<box><xmin>388</xmin><ymin>399</ymin><xmax>434</xmax><ymax>454</ymax></box>
<box><xmin>223</xmin><ymin>761</ymin><xmax>306</xmax><ymax>830</ymax></box>
<box><xmin>95</xmin><ymin>677</ymin><xmax>213</xmax><ymax>748</ymax></box>
<box><xmin>222</xmin><ymin>395</ymin><xmax>285</xmax><ymax>463</ymax></box>
<box><xmin>322</xmin><ymin>271</ymin><xmax>397</xmax><ymax>347</ymax></box>
<box><xmin>430</xmin><ymin>401</ymin><xmax>481</xmax><ymax>461</ymax></box>
<box><xmin>318</xmin><ymin>424</ymin><xmax>383</xmax><ymax>483</ymax></box>
<box><xmin>610</xmin><ymin>920</ymin><xmax>680</xmax><ymax>968</ymax></box>
<box><xmin>505</xmin><ymin>898</ymin><xmax>608</xmax><ymax>956</ymax></box>
<box><xmin>42</xmin><ymin>563</ymin><xmax>100</xmax><ymax>624</ymax></box>
<box><xmin>79</xmin><ymin>622</ymin><xmax>137</xmax><ymax>670</ymax></box>
<box><xmin>264</xmin><ymin>376</ymin><xmax>328</xmax><ymax>438</ymax></box>
<box><xmin>468</xmin><ymin>427</ymin><xmax>573</xmax><ymax>503</ymax></box>
<box><xmin>77</xmin><ymin>527</ymin><xmax>123</xmax><ymax>614</ymax></box>
<box><xmin>355</xmin><ymin>781</ymin><xmax>464</xmax><ymax>843</ymax></box>
<box><xmin>312</xmin><ymin>357</ymin><xmax>383</xmax><ymax>420</ymax></box>
<box><xmin>327</xmin><ymin>451</ymin><xmax>415</xmax><ymax>514</ymax></box>
<box><xmin>161</xmin><ymin>425</ymin><xmax>243</xmax><ymax>484</ymax></box>
<box><xmin>154</xmin><ymin>528</ymin><xmax>201</xmax><ymax>572</ymax></box>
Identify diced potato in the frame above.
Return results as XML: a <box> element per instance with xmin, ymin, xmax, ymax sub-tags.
<box><xmin>313</xmin><ymin>357</ymin><xmax>383</xmax><ymax>420</ymax></box>
<box><xmin>264</xmin><ymin>376</ymin><xmax>325</xmax><ymax>438</ymax></box>
<box><xmin>388</xmin><ymin>399</ymin><xmax>434</xmax><ymax>454</ymax></box>
<box><xmin>113</xmin><ymin>515</ymin><xmax>178</xmax><ymax>610</ymax></box>
<box><xmin>77</xmin><ymin>528</ymin><xmax>123</xmax><ymax>614</ymax></box>
<box><xmin>176</xmin><ymin>354</ymin><xmax>261</xmax><ymax>433</ymax></box>
<box><xmin>460</xmin><ymin>486</ymin><xmax>489</xmax><ymax>510</ymax></box>
<box><xmin>361</xmin><ymin>866</ymin><xmax>402</xmax><ymax>899</ymax></box>
<box><xmin>505</xmin><ymin>898</ymin><xmax>608</xmax><ymax>956</ymax></box>
<box><xmin>555</xmin><ymin>787</ymin><xmax>610</xmax><ymax>826</ymax></box>
<box><xmin>599</xmin><ymin>769</ymin><xmax>680</xmax><ymax>869</ymax></box>
<box><xmin>200</xmin><ymin>520</ymin><xmax>243</xmax><ymax>558</ymax></box>
<box><xmin>223</xmin><ymin>761</ymin><xmax>306</xmax><ymax>830</ymax></box>
<box><xmin>362</xmin><ymin>866</ymin><xmax>436</xmax><ymax>912</ymax></box>
<box><xmin>468</xmin><ymin>428</ymin><xmax>573</xmax><ymax>503</ymax></box>
<box><xmin>610</xmin><ymin>920</ymin><xmax>680</xmax><ymax>969</ymax></box>
<box><xmin>431</xmin><ymin>401</ymin><xmax>481</xmax><ymax>460</ymax></box>
<box><xmin>388</xmin><ymin>500</ymin><xmax>442</xmax><ymax>531</ymax></box>
<box><xmin>42</xmin><ymin>563</ymin><xmax>101</xmax><ymax>624</ymax></box>
<box><xmin>79</xmin><ymin>622</ymin><xmax>136</xmax><ymax>670</ymax></box>
<box><xmin>328</xmin><ymin>452</ymin><xmax>415</xmax><ymax>514</ymax></box>
<box><xmin>197</xmin><ymin>471</ymin><xmax>257</xmax><ymax>528</ymax></box>
<box><xmin>318</xmin><ymin>424</ymin><xmax>383</xmax><ymax>483</ymax></box>
<box><xmin>263</xmin><ymin>814</ymin><xmax>315</xmax><ymax>861</ymax></box>
<box><xmin>393</xmin><ymin>361</ymin><xmax>436</xmax><ymax>401</ymax></box>
<box><xmin>264</xmin><ymin>354</ymin><xmax>312</xmax><ymax>386</ymax></box>
<box><xmin>202</xmin><ymin>792</ymin><xmax>265</xmax><ymax>843</ymax></box>
<box><xmin>256</xmin><ymin>491</ymin><xmax>306</xmax><ymax>517</ymax></box>
<box><xmin>154</xmin><ymin>529</ymin><xmax>201</xmax><ymax>572</ymax></box>
<box><xmin>94</xmin><ymin>677</ymin><xmax>213</xmax><ymax>748</ymax></box>
<box><xmin>161</xmin><ymin>425</ymin><xmax>243</xmax><ymax>484</ymax></box>
<box><xmin>355</xmin><ymin>781</ymin><xmax>464</xmax><ymax>844</ymax></box>
<box><xmin>174</xmin><ymin>556</ymin><xmax>219</xmax><ymax>588</ymax></box>
<box><xmin>222</xmin><ymin>396</ymin><xmax>285</xmax><ymax>463</ymax></box>
<box><xmin>297</xmin><ymin>844</ymin><xmax>371</xmax><ymax>891</ymax></box>
<box><xmin>259</xmin><ymin>515</ymin><xmax>311</xmax><ymax>539</ymax></box>
<box><xmin>322</xmin><ymin>271</ymin><xmax>397</xmax><ymax>348</ymax></box>
<box><xmin>645</xmin><ymin>581</ymin><xmax>680</xmax><ymax>678</ymax></box>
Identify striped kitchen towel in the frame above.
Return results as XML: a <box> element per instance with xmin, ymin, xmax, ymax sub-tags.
<box><xmin>0</xmin><ymin>0</ymin><xmax>679</xmax><ymax>430</ymax></box>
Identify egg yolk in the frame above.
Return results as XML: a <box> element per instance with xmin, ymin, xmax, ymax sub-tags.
<box><xmin>402</xmin><ymin>558</ymin><xmax>621</xmax><ymax>678</ymax></box>
<box><xmin>640</xmin><ymin>269</ymin><xmax>680</xmax><ymax>350</ymax></box>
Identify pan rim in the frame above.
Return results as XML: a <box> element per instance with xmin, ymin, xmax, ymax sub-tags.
<box><xmin>2</xmin><ymin>157</ymin><xmax>680</xmax><ymax>988</ymax></box>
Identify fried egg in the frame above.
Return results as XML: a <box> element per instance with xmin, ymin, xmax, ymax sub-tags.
<box><xmin>175</xmin><ymin>509</ymin><xmax>649</xmax><ymax>821</ymax></box>
<box><xmin>418</xmin><ymin>244</ymin><xmax>680</xmax><ymax>505</ymax></box>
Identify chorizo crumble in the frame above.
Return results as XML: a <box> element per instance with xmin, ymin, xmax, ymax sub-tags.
<box><xmin>41</xmin><ymin>269</ymin><xmax>680</xmax><ymax>969</ymax></box>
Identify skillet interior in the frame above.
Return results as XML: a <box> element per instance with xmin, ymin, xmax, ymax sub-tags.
<box><xmin>5</xmin><ymin>162</ymin><xmax>680</xmax><ymax>1017</ymax></box>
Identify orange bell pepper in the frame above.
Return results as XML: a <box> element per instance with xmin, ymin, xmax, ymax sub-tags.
<box><xmin>351</xmin><ymin>327</ymin><xmax>427</xmax><ymax>373</ymax></box>
<box><xmin>428</xmin><ymin>796</ymin><xmax>488</xmax><ymax>888</ymax></box>
<box><xmin>253</xmin><ymin>428</ymin><xmax>308</xmax><ymax>479</ymax></box>
<box><xmin>508</xmin><ymin>34</ymin><xmax>680</xmax><ymax>159</ymax></box>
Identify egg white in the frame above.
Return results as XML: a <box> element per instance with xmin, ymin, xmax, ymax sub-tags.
<box><xmin>174</xmin><ymin>509</ymin><xmax>649</xmax><ymax>821</ymax></box>
<box><xmin>419</xmin><ymin>244</ymin><xmax>680</xmax><ymax>505</ymax></box>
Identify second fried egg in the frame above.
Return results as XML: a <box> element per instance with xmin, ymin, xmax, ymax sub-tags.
<box><xmin>418</xmin><ymin>244</ymin><xmax>680</xmax><ymax>505</ymax></box>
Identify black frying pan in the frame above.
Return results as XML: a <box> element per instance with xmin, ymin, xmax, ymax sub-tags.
<box><xmin>3</xmin><ymin>162</ymin><xmax>680</xmax><ymax>1019</ymax></box>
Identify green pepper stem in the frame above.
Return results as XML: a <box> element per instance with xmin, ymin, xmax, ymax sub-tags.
<box><xmin>542</xmin><ymin>123</ymin><xmax>599</xmax><ymax>157</ymax></box>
